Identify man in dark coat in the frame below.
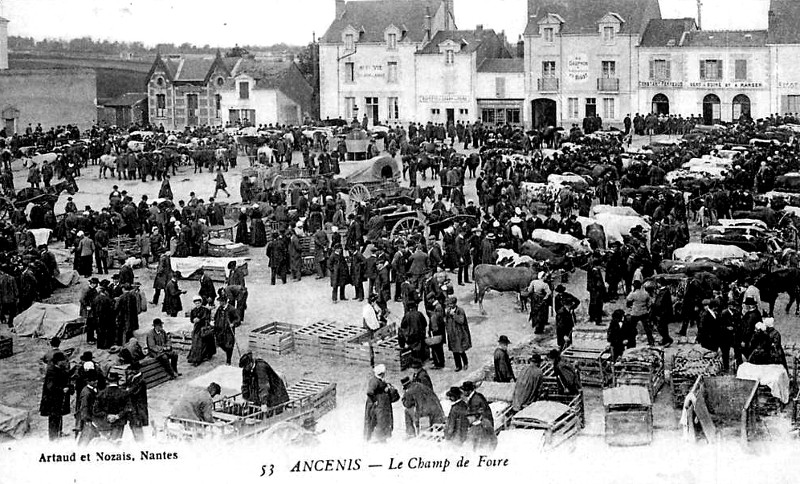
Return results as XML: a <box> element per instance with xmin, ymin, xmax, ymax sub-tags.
<box><xmin>401</xmin><ymin>376</ymin><xmax>445</xmax><ymax>437</ymax></box>
<box><xmin>364</xmin><ymin>364</ymin><xmax>397</xmax><ymax>442</ymax></box>
<box><xmin>351</xmin><ymin>247</ymin><xmax>366</xmax><ymax>301</ymax></box>
<box><xmin>445</xmin><ymin>296</ymin><xmax>471</xmax><ymax>372</ymax></box>
<box><xmin>162</xmin><ymin>272</ymin><xmax>185</xmax><ymax>317</ymax></box>
<box><xmin>40</xmin><ymin>352</ymin><xmax>73</xmax><ymax>440</ymax></box>
<box><xmin>198</xmin><ymin>268</ymin><xmax>216</xmax><ymax>306</ymax></box>
<box><xmin>512</xmin><ymin>354</ymin><xmax>544</xmax><ymax>411</ymax></box>
<box><xmin>240</xmin><ymin>352</ymin><xmax>289</xmax><ymax>408</ymax></box>
<box><xmin>587</xmin><ymin>257</ymin><xmax>606</xmax><ymax>325</ymax></box>
<box><xmin>214</xmin><ymin>296</ymin><xmax>239</xmax><ymax>365</ymax></box>
<box><xmin>289</xmin><ymin>229</ymin><xmax>303</xmax><ymax>281</ymax></box>
<box><xmin>607</xmin><ymin>309</ymin><xmax>634</xmax><ymax>360</ymax></box>
<box><xmin>697</xmin><ymin>299</ymin><xmax>720</xmax><ymax>352</ymax></box>
<box><xmin>493</xmin><ymin>335</ymin><xmax>515</xmax><ymax>382</ymax></box>
<box><xmin>462</xmin><ymin>381</ymin><xmax>495</xmax><ymax>450</ymax></box>
<box><xmin>556</xmin><ymin>305</ymin><xmax>575</xmax><ymax>350</ymax></box>
<box><xmin>651</xmin><ymin>281</ymin><xmax>674</xmax><ymax>347</ymax></box>
<box><xmin>115</xmin><ymin>284</ymin><xmax>140</xmax><ymax>345</ymax></box>
<box><xmin>410</xmin><ymin>358</ymin><xmax>433</xmax><ymax>390</ymax></box>
<box><xmin>313</xmin><ymin>226</ymin><xmax>328</xmax><ymax>279</ymax></box>
<box><xmin>399</xmin><ymin>302</ymin><xmax>427</xmax><ymax>362</ymax></box>
<box><xmin>266</xmin><ymin>234</ymin><xmax>289</xmax><ymax>285</ymax></box>
<box><xmin>152</xmin><ymin>252</ymin><xmax>172</xmax><ymax>305</ymax></box>
<box><xmin>328</xmin><ymin>244</ymin><xmax>349</xmax><ymax>302</ymax></box>
<box><xmin>94</xmin><ymin>284</ymin><xmax>116</xmax><ymax>349</ymax></box>
<box><xmin>92</xmin><ymin>372</ymin><xmax>129</xmax><ymax>440</ymax></box>
<box><xmin>444</xmin><ymin>386</ymin><xmax>469</xmax><ymax>445</ymax></box>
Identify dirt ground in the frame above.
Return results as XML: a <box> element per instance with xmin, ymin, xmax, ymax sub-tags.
<box><xmin>2</xmin><ymin>135</ymin><xmax>799</xmax><ymax>450</ymax></box>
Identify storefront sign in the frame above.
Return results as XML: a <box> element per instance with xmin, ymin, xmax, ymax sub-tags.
<box><xmin>639</xmin><ymin>81</ymin><xmax>684</xmax><ymax>88</ymax></box>
<box><xmin>779</xmin><ymin>81</ymin><xmax>800</xmax><ymax>89</ymax></box>
<box><xmin>567</xmin><ymin>54</ymin><xmax>589</xmax><ymax>82</ymax></box>
<box><xmin>358</xmin><ymin>65</ymin><xmax>384</xmax><ymax>78</ymax></box>
<box><xmin>687</xmin><ymin>81</ymin><xmax>764</xmax><ymax>89</ymax></box>
<box><xmin>477</xmin><ymin>99</ymin><xmax>524</xmax><ymax>109</ymax></box>
<box><xmin>418</xmin><ymin>94</ymin><xmax>470</xmax><ymax>103</ymax></box>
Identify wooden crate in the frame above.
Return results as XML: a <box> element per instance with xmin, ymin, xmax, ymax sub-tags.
<box><xmin>0</xmin><ymin>335</ymin><xmax>12</xmax><ymax>359</ymax></box>
<box><xmin>479</xmin><ymin>382</ymin><xmax>516</xmax><ymax>403</ymax></box>
<box><xmin>509</xmin><ymin>400</ymin><xmax>581</xmax><ymax>450</ymax></box>
<box><xmin>111</xmin><ymin>358</ymin><xmax>172</xmax><ymax>390</ymax></box>
<box><xmin>603</xmin><ymin>386</ymin><xmax>653</xmax><ymax>446</ymax></box>
<box><xmin>287</xmin><ymin>379</ymin><xmax>337</xmax><ymax>419</ymax></box>
<box><xmin>301</xmin><ymin>256</ymin><xmax>316</xmax><ymax>276</ymax></box>
<box><xmin>373</xmin><ymin>334</ymin><xmax>412</xmax><ymax>372</ymax></box>
<box><xmin>207</xmin><ymin>242</ymin><xmax>249</xmax><ymax>258</ymax></box>
<box><xmin>208</xmin><ymin>225</ymin><xmax>236</xmax><ymax>241</ymax></box>
<box><xmin>248</xmin><ymin>322</ymin><xmax>302</xmax><ymax>357</ymax></box>
<box><xmin>614</xmin><ymin>348</ymin><xmax>666</xmax><ymax>401</ymax></box>
<box><xmin>561</xmin><ymin>343</ymin><xmax>614</xmax><ymax>387</ymax></box>
<box><xmin>169</xmin><ymin>330</ymin><xmax>193</xmax><ymax>352</ymax></box>
<box><xmin>344</xmin><ymin>324</ymin><xmax>397</xmax><ymax>367</ymax></box>
<box><xmin>317</xmin><ymin>325</ymin><xmax>367</xmax><ymax>361</ymax></box>
<box><xmin>294</xmin><ymin>321</ymin><xmax>338</xmax><ymax>358</ymax></box>
<box><xmin>299</xmin><ymin>236</ymin><xmax>314</xmax><ymax>257</ymax></box>
<box><xmin>670</xmin><ymin>350</ymin><xmax>723</xmax><ymax>409</ymax></box>
<box><xmin>755</xmin><ymin>384</ymin><xmax>783</xmax><ymax>416</ymax></box>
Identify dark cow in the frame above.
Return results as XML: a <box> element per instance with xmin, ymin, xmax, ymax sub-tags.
<box><xmin>732</xmin><ymin>208</ymin><xmax>779</xmax><ymax>228</ymax></box>
<box><xmin>519</xmin><ymin>240</ymin><xmax>575</xmax><ymax>271</ymax></box>
<box><xmin>585</xmin><ymin>223</ymin><xmax>607</xmax><ymax>250</ymax></box>
<box><xmin>473</xmin><ymin>264</ymin><xmax>537</xmax><ymax>314</ymax></box>
<box><xmin>756</xmin><ymin>268</ymin><xmax>800</xmax><ymax>317</ymax></box>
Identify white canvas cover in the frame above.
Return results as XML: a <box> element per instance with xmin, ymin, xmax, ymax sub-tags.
<box><xmin>13</xmin><ymin>303</ymin><xmax>81</xmax><ymax>339</ymax></box>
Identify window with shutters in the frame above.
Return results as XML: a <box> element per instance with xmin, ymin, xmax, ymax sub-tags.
<box><xmin>700</xmin><ymin>59</ymin><xmax>723</xmax><ymax>80</ymax></box>
<box><xmin>542</xmin><ymin>61</ymin><xmax>556</xmax><ymax>78</ymax></box>
<box><xmin>735</xmin><ymin>59</ymin><xmax>748</xmax><ymax>81</ymax></box>
<box><xmin>788</xmin><ymin>95</ymin><xmax>800</xmax><ymax>114</ymax></box>
<box><xmin>602</xmin><ymin>61</ymin><xmax>616</xmax><ymax>78</ymax></box>
<box><xmin>603</xmin><ymin>98</ymin><xmax>616</xmax><ymax>119</ymax></box>
<box><xmin>496</xmin><ymin>77</ymin><xmax>506</xmax><ymax>98</ymax></box>
<box><xmin>238</xmin><ymin>81</ymin><xmax>249</xmax><ymax>100</ymax></box>
<box><xmin>345</xmin><ymin>97</ymin><xmax>356</xmax><ymax>119</ymax></box>
<box><xmin>543</xmin><ymin>27</ymin><xmax>554</xmax><ymax>43</ymax></box>
<box><xmin>651</xmin><ymin>59</ymin><xmax>671</xmax><ymax>80</ymax></box>
<box><xmin>345</xmin><ymin>62</ymin><xmax>355</xmax><ymax>83</ymax></box>
<box><xmin>568</xmin><ymin>98</ymin><xmax>579</xmax><ymax>118</ymax></box>
<box><xmin>387</xmin><ymin>62</ymin><xmax>398</xmax><ymax>83</ymax></box>
<box><xmin>156</xmin><ymin>94</ymin><xmax>166</xmax><ymax>117</ymax></box>
<box><xmin>387</xmin><ymin>97</ymin><xmax>399</xmax><ymax>120</ymax></box>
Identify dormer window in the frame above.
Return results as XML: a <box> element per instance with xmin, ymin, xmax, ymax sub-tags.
<box><xmin>345</xmin><ymin>33</ymin><xmax>355</xmax><ymax>51</ymax></box>
<box><xmin>388</xmin><ymin>33</ymin><xmax>397</xmax><ymax>50</ymax></box>
<box><xmin>543</xmin><ymin>27</ymin><xmax>554</xmax><ymax>43</ymax></box>
<box><xmin>603</xmin><ymin>26</ymin><xmax>615</xmax><ymax>42</ymax></box>
<box><xmin>446</xmin><ymin>50</ymin><xmax>455</xmax><ymax>65</ymax></box>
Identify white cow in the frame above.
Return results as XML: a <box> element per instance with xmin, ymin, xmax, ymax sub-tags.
<box><xmin>590</xmin><ymin>204</ymin><xmax>640</xmax><ymax>218</ymax></box>
<box><xmin>531</xmin><ymin>229</ymin><xmax>592</xmax><ymax>253</ymax></box>
<box><xmin>257</xmin><ymin>145</ymin><xmax>275</xmax><ymax>164</ymax></box>
<box><xmin>673</xmin><ymin>243</ymin><xmax>750</xmax><ymax>262</ymax></box>
<box><xmin>594</xmin><ymin>213</ymin><xmax>651</xmax><ymax>247</ymax></box>
<box><xmin>127</xmin><ymin>140</ymin><xmax>146</xmax><ymax>152</ymax></box>
<box><xmin>496</xmin><ymin>249</ymin><xmax>535</xmax><ymax>268</ymax></box>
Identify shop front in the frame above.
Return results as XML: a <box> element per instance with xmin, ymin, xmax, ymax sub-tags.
<box><xmin>478</xmin><ymin>98</ymin><xmax>524</xmax><ymax>126</ymax></box>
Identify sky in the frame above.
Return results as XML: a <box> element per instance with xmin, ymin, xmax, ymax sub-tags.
<box><xmin>1</xmin><ymin>0</ymin><xmax>773</xmax><ymax>47</ymax></box>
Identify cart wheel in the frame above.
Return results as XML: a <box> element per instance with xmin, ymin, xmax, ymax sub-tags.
<box><xmin>348</xmin><ymin>184</ymin><xmax>370</xmax><ymax>205</ymax></box>
<box><xmin>391</xmin><ymin>216</ymin><xmax>427</xmax><ymax>239</ymax></box>
<box><xmin>271</xmin><ymin>175</ymin><xmax>285</xmax><ymax>190</ymax></box>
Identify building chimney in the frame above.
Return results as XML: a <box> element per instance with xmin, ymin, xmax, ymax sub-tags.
<box><xmin>476</xmin><ymin>24</ymin><xmax>484</xmax><ymax>33</ymax></box>
<box><xmin>424</xmin><ymin>7</ymin><xmax>432</xmax><ymax>42</ymax></box>
<box><xmin>516</xmin><ymin>35</ymin><xmax>524</xmax><ymax>58</ymax></box>
<box><xmin>335</xmin><ymin>0</ymin><xmax>346</xmax><ymax>20</ymax></box>
<box><xmin>696</xmin><ymin>0</ymin><xmax>702</xmax><ymax>30</ymax></box>
<box><xmin>0</xmin><ymin>16</ymin><xmax>8</xmax><ymax>71</ymax></box>
<box><xmin>445</xmin><ymin>0</ymin><xmax>455</xmax><ymax>30</ymax></box>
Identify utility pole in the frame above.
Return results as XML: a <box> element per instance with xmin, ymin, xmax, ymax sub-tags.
<box><xmin>697</xmin><ymin>0</ymin><xmax>703</xmax><ymax>30</ymax></box>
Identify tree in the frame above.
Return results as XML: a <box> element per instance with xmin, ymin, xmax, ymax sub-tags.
<box><xmin>225</xmin><ymin>45</ymin><xmax>250</xmax><ymax>58</ymax></box>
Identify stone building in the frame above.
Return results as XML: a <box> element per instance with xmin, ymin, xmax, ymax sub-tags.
<box><xmin>523</xmin><ymin>0</ymin><xmax>662</xmax><ymax>129</ymax></box>
<box><xmin>319</xmin><ymin>0</ymin><xmax>455</xmax><ymax>125</ymax></box>
<box><xmin>0</xmin><ymin>14</ymin><xmax>97</xmax><ymax>133</ymax></box>
<box><xmin>768</xmin><ymin>0</ymin><xmax>800</xmax><ymax>116</ymax></box>
<box><xmin>414</xmin><ymin>27</ymin><xmax>511</xmax><ymax>125</ymax></box>
<box><xmin>97</xmin><ymin>92</ymin><xmax>149</xmax><ymax>128</ymax></box>
<box><xmin>475</xmin><ymin>58</ymin><xmax>526</xmax><ymax>126</ymax></box>
<box><xmin>637</xmin><ymin>19</ymin><xmax>770</xmax><ymax>124</ymax></box>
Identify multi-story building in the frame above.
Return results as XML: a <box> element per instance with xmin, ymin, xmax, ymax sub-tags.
<box><xmin>637</xmin><ymin>19</ymin><xmax>770</xmax><ymax>123</ymax></box>
<box><xmin>146</xmin><ymin>52</ymin><xmax>234</xmax><ymax>130</ymax></box>
<box><xmin>146</xmin><ymin>53</ymin><xmax>313</xmax><ymax>130</ymax></box>
<box><xmin>319</xmin><ymin>0</ymin><xmax>455</xmax><ymax>125</ymax></box>
<box><xmin>522</xmin><ymin>0</ymin><xmax>662</xmax><ymax>128</ymax></box>
<box><xmin>414</xmin><ymin>27</ymin><xmax>511</xmax><ymax>125</ymax></box>
<box><xmin>768</xmin><ymin>0</ymin><xmax>800</xmax><ymax>115</ymax></box>
<box><xmin>475</xmin><ymin>57</ymin><xmax>526</xmax><ymax>126</ymax></box>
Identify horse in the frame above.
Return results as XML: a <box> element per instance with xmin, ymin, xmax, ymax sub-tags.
<box><xmin>756</xmin><ymin>268</ymin><xmax>800</xmax><ymax>317</ymax></box>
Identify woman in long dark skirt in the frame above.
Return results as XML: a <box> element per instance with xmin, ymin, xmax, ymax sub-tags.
<box><xmin>187</xmin><ymin>296</ymin><xmax>215</xmax><ymax>366</ymax></box>
<box><xmin>250</xmin><ymin>207</ymin><xmax>267</xmax><ymax>247</ymax></box>
<box><xmin>235</xmin><ymin>208</ymin><xmax>249</xmax><ymax>244</ymax></box>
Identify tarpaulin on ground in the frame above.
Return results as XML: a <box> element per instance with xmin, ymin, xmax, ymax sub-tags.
<box><xmin>54</xmin><ymin>270</ymin><xmax>80</xmax><ymax>288</ymax></box>
<box><xmin>170</xmin><ymin>257</ymin><xmax>250</xmax><ymax>279</ymax></box>
<box><xmin>13</xmin><ymin>302</ymin><xmax>81</xmax><ymax>339</ymax></box>
<box><xmin>737</xmin><ymin>363</ymin><xmax>790</xmax><ymax>404</ymax></box>
<box><xmin>0</xmin><ymin>405</ymin><xmax>30</xmax><ymax>440</ymax></box>
<box><xmin>344</xmin><ymin>155</ymin><xmax>399</xmax><ymax>183</ymax></box>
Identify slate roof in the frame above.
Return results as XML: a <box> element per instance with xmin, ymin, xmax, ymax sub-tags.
<box><xmin>683</xmin><ymin>30</ymin><xmax>768</xmax><ymax>48</ymax></box>
<box><xmin>477</xmin><ymin>58</ymin><xmax>524</xmax><ymax>73</ymax></box>
<box><xmin>639</xmin><ymin>18</ymin><xmax>697</xmax><ymax>47</ymax></box>
<box><xmin>148</xmin><ymin>53</ymin><xmax>237</xmax><ymax>83</ymax></box>
<box><xmin>768</xmin><ymin>0</ymin><xmax>800</xmax><ymax>44</ymax></box>
<box><xmin>524</xmin><ymin>0</ymin><xmax>661</xmax><ymax>36</ymax></box>
<box><xmin>322</xmin><ymin>0</ymin><xmax>443</xmax><ymax>43</ymax></box>
<box><xmin>231</xmin><ymin>59</ymin><xmax>297</xmax><ymax>89</ymax></box>
<box><xmin>102</xmin><ymin>92</ymin><xmax>147</xmax><ymax>107</ymax></box>
<box><xmin>0</xmin><ymin>17</ymin><xmax>9</xmax><ymax>23</ymax></box>
<box><xmin>417</xmin><ymin>29</ymin><xmax>508</xmax><ymax>56</ymax></box>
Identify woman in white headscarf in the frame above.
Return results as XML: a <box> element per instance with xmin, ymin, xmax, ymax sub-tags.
<box><xmin>363</xmin><ymin>364</ymin><xmax>398</xmax><ymax>443</ymax></box>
